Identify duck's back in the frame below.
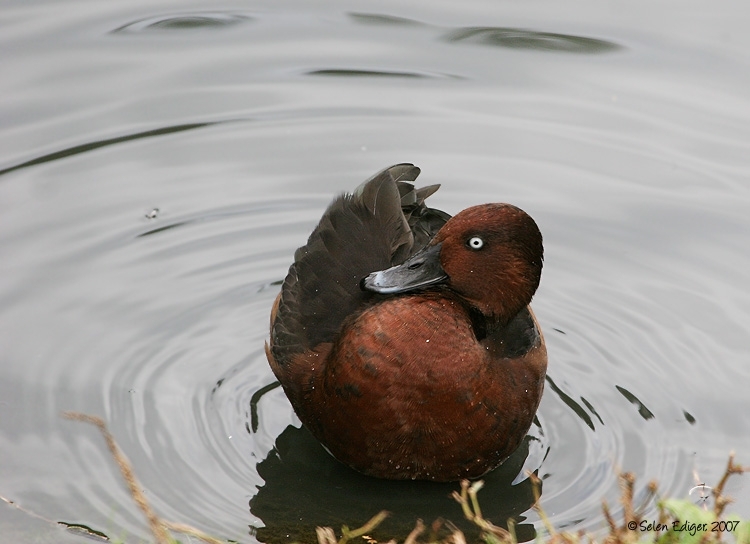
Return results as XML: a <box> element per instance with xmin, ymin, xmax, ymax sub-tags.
<box><xmin>269</xmin><ymin>163</ymin><xmax>449</xmax><ymax>372</ymax></box>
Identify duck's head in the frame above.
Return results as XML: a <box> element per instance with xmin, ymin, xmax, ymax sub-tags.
<box><xmin>363</xmin><ymin>203</ymin><xmax>543</xmax><ymax>322</ymax></box>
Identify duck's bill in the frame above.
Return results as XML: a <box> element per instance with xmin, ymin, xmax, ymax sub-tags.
<box><xmin>361</xmin><ymin>243</ymin><xmax>448</xmax><ymax>294</ymax></box>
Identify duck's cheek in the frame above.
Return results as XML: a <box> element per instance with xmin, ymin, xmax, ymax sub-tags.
<box><xmin>442</xmin><ymin>277</ymin><xmax>489</xmax><ymax>313</ymax></box>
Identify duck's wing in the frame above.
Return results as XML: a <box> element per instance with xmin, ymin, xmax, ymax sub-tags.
<box><xmin>270</xmin><ymin>163</ymin><xmax>449</xmax><ymax>368</ymax></box>
<box><xmin>397</xmin><ymin>179</ymin><xmax>451</xmax><ymax>257</ymax></box>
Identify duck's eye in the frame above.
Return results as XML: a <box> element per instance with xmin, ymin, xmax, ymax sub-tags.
<box><xmin>467</xmin><ymin>236</ymin><xmax>484</xmax><ymax>250</ymax></box>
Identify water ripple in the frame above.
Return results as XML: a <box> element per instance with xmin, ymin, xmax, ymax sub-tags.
<box><xmin>111</xmin><ymin>12</ymin><xmax>252</xmax><ymax>34</ymax></box>
<box><xmin>3</xmin><ymin>8</ymin><xmax>750</xmax><ymax>538</ymax></box>
<box><xmin>348</xmin><ymin>12</ymin><xmax>425</xmax><ymax>27</ymax></box>
<box><xmin>0</xmin><ymin>122</ymin><xmax>218</xmax><ymax>178</ymax></box>
<box><xmin>305</xmin><ymin>68</ymin><xmax>461</xmax><ymax>80</ymax></box>
<box><xmin>444</xmin><ymin>27</ymin><xmax>622</xmax><ymax>53</ymax></box>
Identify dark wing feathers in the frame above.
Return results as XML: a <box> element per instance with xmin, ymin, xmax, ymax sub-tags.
<box><xmin>402</xmin><ymin>184</ymin><xmax>451</xmax><ymax>253</ymax></box>
<box><xmin>271</xmin><ymin>163</ymin><xmax>450</xmax><ymax>367</ymax></box>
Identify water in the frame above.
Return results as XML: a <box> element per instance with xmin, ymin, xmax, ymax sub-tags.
<box><xmin>2</xmin><ymin>1</ymin><xmax>750</xmax><ymax>542</ymax></box>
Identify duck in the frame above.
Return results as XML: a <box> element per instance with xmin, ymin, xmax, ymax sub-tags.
<box><xmin>265</xmin><ymin>163</ymin><xmax>547</xmax><ymax>482</ymax></box>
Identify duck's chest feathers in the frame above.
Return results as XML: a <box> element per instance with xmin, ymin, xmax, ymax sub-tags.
<box><xmin>332</xmin><ymin>292</ymin><xmax>481</xmax><ymax>385</ymax></box>
<box><xmin>327</xmin><ymin>291</ymin><xmax>543</xmax><ymax>399</ymax></box>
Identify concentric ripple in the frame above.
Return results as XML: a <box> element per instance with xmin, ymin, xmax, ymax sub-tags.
<box><xmin>2</xmin><ymin>2</ymin><xmax>750</xmax><ymax>543</ymax></box>
<box><xmin>3</xmin><ymin>95</ymin><xmax>750</xmax><ymax>542</ymax></box>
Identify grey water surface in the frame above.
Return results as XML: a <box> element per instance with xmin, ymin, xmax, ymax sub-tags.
<box><xmin>2</xmin><ymin>0</ymin><xmax>750</xmax><ymax>542</ymax></box>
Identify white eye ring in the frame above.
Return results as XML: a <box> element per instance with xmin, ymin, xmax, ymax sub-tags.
<box><xmin>467</xmin><ymin>236</ymin><xmax>484</xmax><ymax>250</ymax></box>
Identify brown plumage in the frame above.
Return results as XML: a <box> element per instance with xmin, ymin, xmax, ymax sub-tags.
<box><xmin>266</xmin><ymin>164</ymin><xmax>546</xmax><ymax>481</ymax></box>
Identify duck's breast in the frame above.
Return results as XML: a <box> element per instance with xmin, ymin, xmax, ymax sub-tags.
<box><xmin>302</xmin><ymin>291</ymin><xmax>545</xmax><ymax>480</ymax></box>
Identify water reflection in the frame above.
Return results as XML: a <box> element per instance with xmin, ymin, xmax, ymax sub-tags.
<box><xmin>348</xmin><ymin>13</ymin><xmax>424</xmax><ymax>27</ymax></box>
<box><xmin>443</xmin><ymin>27</ymin><xmax>622</xmax><ymax>53</ymax></box>
<box><xmin>249</xmin><ymin>381</ymin><xmax>282</xmax><ymax>433</ymax></box>
<box><xmin>306</xmin><ymin>69</ymin><xmax>431</xmax><ymax>79</ymax></box>
<box><xmin>0</xmin><ymin>123</ymin><xmax>216</xmax><ymax>178</ymax></box>
<box><xmin>57</xmin><ymin>522</ymin><xmax>109</xmax><ymax>542</ymax></box>
<box><xmin>250</xmin><ymin>425</ymin><xmax>540</xmax><ymax>543</ymax></box>
<box><xmin>545</xmin><ymin>376</ymin><xmax>599</xmax><ymax>431</ymax></box>
<box><xmin>615</xmin><ymin>385</ymin><xmax>656</xmax><ymax>421</ymax></box>
<box><xmin>112</xmin><ymin>12</ymin><xmax>252</xmax><ymax>34</ymax></box>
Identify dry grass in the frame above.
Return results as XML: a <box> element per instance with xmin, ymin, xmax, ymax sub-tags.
<box><xmin>313</xmin><ymin>456</ymin><xmax>748</xmax><ymax>544</ymax></box>
<box><xmin>62</xmin><ymin>411</ymin><xmax>225</xmax><ymax>544</ymax></box>
<box><xmin>62</xmin><ymin>411</ymin><xmax>748</xmax><ymax>544</ymax></box>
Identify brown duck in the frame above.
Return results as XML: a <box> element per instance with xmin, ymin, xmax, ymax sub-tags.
<box><xmin>266</xmin><ymin>164</ymin><xmax>547</xmax><ymax>481</ymax></box>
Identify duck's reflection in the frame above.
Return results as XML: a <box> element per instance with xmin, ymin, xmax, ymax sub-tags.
<box><xmin>250</xmin><ymin>425</ymin><xmax>541</xmax><ymax>543</ymax></box>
